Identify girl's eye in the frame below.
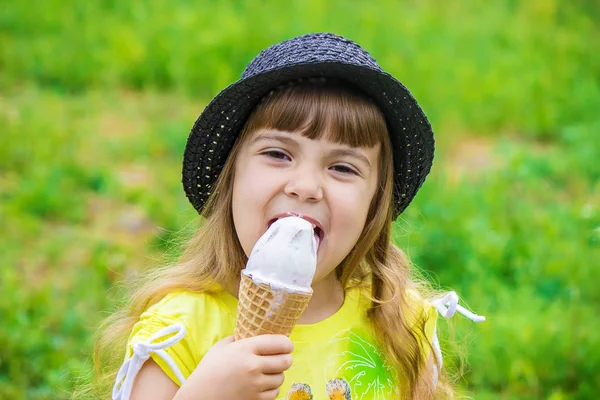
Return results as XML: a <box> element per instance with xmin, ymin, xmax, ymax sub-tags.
<box><xmin>331</xmin><ymin>164</ymin><xmax>358</xmax><ymax>175</ymax></box>
<box><xmin>263</xmin><ymin>150</ymin><xmax>290</xmax><ymax>161</ymax></box>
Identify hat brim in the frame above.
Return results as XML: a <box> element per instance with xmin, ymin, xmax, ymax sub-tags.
<box><xmin>183</xmin><ymin>61</ymin><xmax>434</xmax><ymax>219</ymax></box>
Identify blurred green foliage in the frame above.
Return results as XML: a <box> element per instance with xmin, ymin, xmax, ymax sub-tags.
<box><xmin>3</xmin><ymin>0</ymin><xmax>600</xmax><ymax>137</ymax></box>
<box><xmin>1</xmin><ymin>0</ymin><xmax>598</xmax><ymax>399</ymax></box>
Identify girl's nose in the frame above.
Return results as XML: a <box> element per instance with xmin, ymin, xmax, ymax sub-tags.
<box><xmin>284</xmin><ymin>168</ymin><xmax>324</xmax><ymax>203</ymax></box>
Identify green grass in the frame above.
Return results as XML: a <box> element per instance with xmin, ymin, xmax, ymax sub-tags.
<box><xmin>1</xmin><ymin>1</ymin><xmax>599</xmax><ymax>399</ymax></box>
<box><xmin>2</xmin><ymin>0</ymin><xmax>599</xmax><ymax>137</ymax></box>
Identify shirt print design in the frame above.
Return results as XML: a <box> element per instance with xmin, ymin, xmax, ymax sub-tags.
<box><xmin>324</xmin><ymin>329</ymin><xmax>398</xmax><ymax>400</ymax></box>
<box><xmin>287</xmin><ymin>379</ymin><xmax>351</xmax><ymax>399</ymax></box>
<box><xmin>282</xmin><ymin>329</ymin><xmax>398</xmax><ymax>400</ymax></box>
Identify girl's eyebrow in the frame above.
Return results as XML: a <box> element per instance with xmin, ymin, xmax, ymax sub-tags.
<box><xmin>251</xmin><ymin>132</ymin><xmax>299</xmax><ymax>147</ymax></box>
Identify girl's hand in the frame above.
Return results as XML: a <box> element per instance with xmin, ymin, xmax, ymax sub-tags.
<box><xmin>174</xmin><ymin>334</ymin><xmax>294</xmax><ymax>400</ymax></box>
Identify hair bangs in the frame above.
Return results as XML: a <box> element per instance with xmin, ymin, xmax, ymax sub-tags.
<box><xmin>244</xmin><ymin>79</ymin><xmax>388</xmax><ymax>149</ymax></box>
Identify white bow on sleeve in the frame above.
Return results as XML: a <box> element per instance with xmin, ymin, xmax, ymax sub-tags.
<box><xmin>112</xmin><ymin>323</ymin><xmax>187</xmax><ymax>400</ymax></box>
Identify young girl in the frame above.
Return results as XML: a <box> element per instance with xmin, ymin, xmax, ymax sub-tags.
<box><xmin>97</xmin><ymin>33</ymin><xmax>484</xmax><ymax>400</ymax></box>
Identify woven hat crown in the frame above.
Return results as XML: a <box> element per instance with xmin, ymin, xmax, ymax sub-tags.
<box><xmin>242</xmin><ymin>33</ymin><xmax>382</xmax><ymax>79</ymax></box>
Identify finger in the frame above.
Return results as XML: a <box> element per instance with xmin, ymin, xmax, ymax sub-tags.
<box><xmin>246</xmin><ymin>334</ymin><xmax>294</xmax><ymax>355</ymax></box>
<box><xmin>258</xmin><ymin>372</ymin><xmax>285</xmax><ymax>391</ymax></box>
<box><xmin>260</xmin><ymin>354</ymin><xmax>293</xmax><ymax>374</ymax></box>
<box><xmin>259</xmin><ymin>387</ymin><xmax>281</xmax><ymax>400</ymax></box>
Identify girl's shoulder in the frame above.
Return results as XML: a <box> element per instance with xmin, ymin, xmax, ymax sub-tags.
<box><xmin>144</xmin><ymin>288</ymin><xmax>238</xmax><ymax>327</ymax></box>
<box><xmin>140</xmin><ymin>288</ymin><xmax>238</xmax><ymax>350</ymax></box>
<box><xmin>350</xmin><ymin>283</ymin><xmax>437</xmax><ymax>321</ymax></box>
<box><xmin>352</xmin><ymin>284</ymin><xmax>438</xmax><ymax>342</ymax></box>
<box><xmin>403</xmin><ymin>288</ymin><xmax>438</xmax><ymax>342</ymax></box>
<box><xmin>405</xmin><ymin>288</ymin><xmax>437</xmax><ymax>318</ymax></box>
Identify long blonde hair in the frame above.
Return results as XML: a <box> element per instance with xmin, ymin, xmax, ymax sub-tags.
<box><xmin>77</xmin><ymin>79</ymin><xmax>452</xmax><ymax>399</ymax></box>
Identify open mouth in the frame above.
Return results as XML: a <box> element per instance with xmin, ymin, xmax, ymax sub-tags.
<box><xmin>268</xmin><ymin>215</ymin><xmax>324</xmax><ymax>250</ymax></box>
<box><xmin>313</xmin><ymin>225</ymin><xmax>323</xmax><ymax>249</ymax></box>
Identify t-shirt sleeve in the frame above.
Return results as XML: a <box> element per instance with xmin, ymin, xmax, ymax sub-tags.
<box><xmin>125</xmin><ymin>308</ymin><xmax>197</xmax><ymax>386</ymax></box>
<box><xmin>422</xmin><ymin>300</ymin><xmax>438</xmax><ymax>359</ymax></box>
<box><xmin>113</xmin><ymin>290</ymin><xmax>235</xmax><ymax>399</ymax></box>
<box><xmin>404</xmin><ymin>289</ymin><xmax>439</xmax><ymax>360</ymax></box>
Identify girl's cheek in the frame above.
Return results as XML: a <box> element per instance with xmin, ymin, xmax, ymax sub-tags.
<box><xmin>331</xmin><ymin>184</ymin><xmax>364</xmax><ymax>210</ymax></box>
<box><xmin>240</xmin><ymin>162</ymin><xmax>275</xmax><ymax>191</ymax></box>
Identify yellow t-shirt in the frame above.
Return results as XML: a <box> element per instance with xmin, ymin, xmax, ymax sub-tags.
<box><xmin>124</xmin><ymin>286</ymin><xmax>437</xmax><ymax>400</ymax></box>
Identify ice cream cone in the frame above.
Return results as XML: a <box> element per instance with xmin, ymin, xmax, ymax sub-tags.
<box><xmin>235</xmin><ymin>273</ymin><xmax>312</xmax><ymax>340</ymax></box>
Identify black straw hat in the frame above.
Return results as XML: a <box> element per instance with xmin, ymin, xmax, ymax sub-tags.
<box><xmin>182</xmin><ymin>32</ymin><xmax>434</xmax><ymax>220</ymax></box>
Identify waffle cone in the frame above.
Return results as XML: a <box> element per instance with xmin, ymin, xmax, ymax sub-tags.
<box><xmin>235</xmin><ymin>273</ymin><xmax>312</xmax><ymax>340</ymax></box>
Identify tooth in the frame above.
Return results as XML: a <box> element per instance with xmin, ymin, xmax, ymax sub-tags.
<box><xmin>311</xmin><ymin>223</ymin><xmax>316</xmax><ymax>229</ymax></box>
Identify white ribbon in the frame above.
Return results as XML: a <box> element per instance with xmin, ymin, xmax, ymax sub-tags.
<box><xmin>429</xmin><ymin>291</ymin><xmax>485</xmax><ymax>387</ymax></box>
<box><xmin>431</xmin><ymin>291</ymin><xmax>486</xmax><ymax>323</ymax></box>
<box><xmin>112</xmin><ymin>323</ymin><xmax>187</xmax><ymax>400</ymax></box>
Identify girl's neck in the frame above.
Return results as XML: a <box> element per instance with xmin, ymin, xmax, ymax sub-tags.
<box><xmin>297</xmin><ymin>272</ymin><xmax>345</xmax><ymax>324</ymax></box>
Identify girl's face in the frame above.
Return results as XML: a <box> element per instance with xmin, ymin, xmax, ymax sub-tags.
<box><xmin>232</xmin><ymin>128</ymin><xmax>380</xmax><ymax>284</ymax></box>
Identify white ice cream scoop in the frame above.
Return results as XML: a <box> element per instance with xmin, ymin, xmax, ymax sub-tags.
<box><xmin>243</xmin><ymin>216</ymin><xmax>317</xmax><ymax>292</ymax></box>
